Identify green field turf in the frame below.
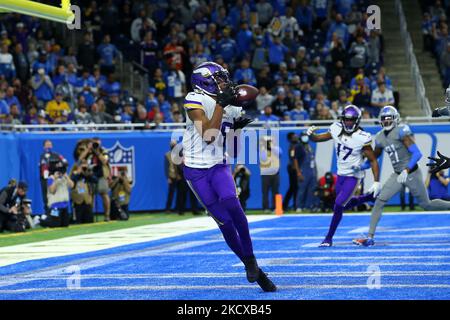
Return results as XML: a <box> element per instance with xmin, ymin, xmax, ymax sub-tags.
<box><xmin>0</xmin><ymin>206</ymin><xmax>409</xmax><ymax>247</ymax></box>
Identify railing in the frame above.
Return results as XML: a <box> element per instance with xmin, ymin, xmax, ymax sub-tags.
<box><xmin>1</xmin><ymin>116</ymin><xmax>447</xmax><ymax>133</ymax></box>
<box><xmin>396</xmin><ymin>0</ymin><xmax>433</xmax><ymax>117</ymax></box>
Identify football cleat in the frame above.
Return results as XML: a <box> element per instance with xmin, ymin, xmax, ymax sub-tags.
<box><xmin>256</xmin><ymin>269</ymin><xmax>277</xmax><ymax>292</ymax></box>
<box><xmin>352</xmin><ymin>237</ymin><xmax>375</xmax><ymax>247</ymax></box>
<box><xmin>243</xmin><ymin>256</ymin><xmax>259</xmax><ymax>283</ymax></box>
<box><xmin>318</xmin><ymin>240</ymin><xmax>332</xmax><ymax>247</ymax></box>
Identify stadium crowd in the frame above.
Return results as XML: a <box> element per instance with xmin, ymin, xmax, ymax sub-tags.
<box><xmin>420</xmin><ymin>0</ymin><xmax>450</xmax><ymax>88</ymax></box>
<box><xmin>0</xmin><ymin>0</ymin><xmax>397</xmax><ymax>128</ymax></box>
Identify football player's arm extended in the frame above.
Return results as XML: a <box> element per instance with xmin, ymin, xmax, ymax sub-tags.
<box><xmin>362</xmin><ymin>145</ymin><xmax>380</xmax><ymax>182</ymax></box>
<box><xmin>310</xmin><ymin>131</ymin><xmax>332</xmax><ymax>142</ymax></box>
<box><xmin>402</xmin><ymin>135</ymin><xmax>422</xmax><ymax>173</ymax></box>
<box><xmin>187</xmin><ymin>106</ymin><xmax>224</xmax><ymax>144</ymax></box>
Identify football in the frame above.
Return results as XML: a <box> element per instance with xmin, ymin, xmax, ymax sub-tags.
<box><xmin>235</xmin><ymin>84</ymin><xmax>259</xmax><ymax>106</ymax></box>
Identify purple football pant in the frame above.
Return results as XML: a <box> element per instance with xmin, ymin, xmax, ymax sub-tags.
<box><xmin>324</xmin><ymin>175</ymin><xmax>374</xmax><ymax>242</ymax></box>
<box><xmin>184</xmin><ymin>164</ymin><xmax>254</xmax><ymax>262</ymax></box>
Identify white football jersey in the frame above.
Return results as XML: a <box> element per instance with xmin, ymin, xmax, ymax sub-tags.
<box><xmin>329</xmin><ymin>122</ymin><xmax>372</xmax><ymax>178</ymax></box>
<box><xmin>182</xmin><ymin>91</ymin><xmax>243</xmax><ymax>168</ymax></box>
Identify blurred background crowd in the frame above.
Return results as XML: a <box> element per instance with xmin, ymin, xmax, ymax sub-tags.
<box><xmin>0</xmin><ymin>0</ymin><xmax>397</xmax><ymax>128</ymax></box>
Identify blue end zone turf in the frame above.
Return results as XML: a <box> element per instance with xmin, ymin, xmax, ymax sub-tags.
<box><xmin>1</xmin><ymin>212</ymin><xmax>450</xmax><ymax>300</ymax></box>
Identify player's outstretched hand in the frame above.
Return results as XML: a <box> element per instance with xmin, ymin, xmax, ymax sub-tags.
<box><xmin>217</xmin><ymin>85</ymin><xmax>237</xmax><ymax>107</ymax></box>
<box><xmin>306</xmin><ymin>126</ymin><xmax>317</xmax><ymax>136</ymax></box>
<box><xmin>232</xmin><ymin>117</ymin><xmax>254</xmax><ymax>130</ymax></box>
<box><xmin>368</xmin><ymin>181</ymin><xmax>381</xmax><ymax>198</ymax></box>
<box><xmin>427</xmin><ymin>151</ymin><xmax>450</xmax><ymax>174</ymax></box>
<box><xmin>397</xmin><ymin>169</ymin><xmax>408</xmax><ymax>184</ymax></box>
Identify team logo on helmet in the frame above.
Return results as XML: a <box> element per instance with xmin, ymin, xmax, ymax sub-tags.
<box><xmin>340</xmin><ymin>105</ymin><xmax>362</xmax><ymax>134</ymax></box>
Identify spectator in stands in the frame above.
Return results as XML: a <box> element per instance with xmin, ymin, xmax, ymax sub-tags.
<box><xmin>31</xmin><ymin>67</ymin><xmax>54</xmax><ymax>108</ymax></box>
<box><xmin>258</xmin><ymin>105</ymin><xmax>279</xmax><ymax>122</ymax></box>
<box><xmin>312</xmin><ymin>76</ymin><xmax>328</xmax><ymax>96</ymax></box>
<box><xmin>234</xmin><ymin>58</ymin><xmax>257</xmax><ymax>86</ymax></box>
<box><xmin>367</xmin><ymin>30</ymin><xmax>382</xmax><ymax>66</ymax></box>
<box><xmin>422</xmin><ymin>12</ymin><xmax>434</xmax><ymax>52</ymax></box>
<box><xmin>328</xmin><ymin>75</ymin><xmax>345</xmax><ymax>102</ymax></box>
<box><xmin>236</xmin><ymin>21</ymin><xmax>253</xmax><ymax>60</ymax></box>
<box><xmin>0</xmin><ymin>44</ymin><xmax>15</xmax><ymax>82</ymax></box>
<box><xmin>256</xmin><ymin>0</ymin><xmax>274</xmax><ymax>27</ymax></box>
<box><xmin>289</xmin><ymin>100</ymin><xmax>310</xmax><ymax>120</ymax></box>
<box><xmin>327</xmin><ymin>13</ymin><xmax>350</xmax><ymax>47</ymax></box>
<box><xmin>75</xmin><ymin>103</ymin><xmax>93</xmax><ymax>125</ymax></box>
<box><xmin>46</xmin><ymin>90</ymin><xmax>71</xmax><ymax>123</ymax></box>
<box><xmin>426</xmin><ymin>169</ymin><xmax>450</xmax><ymax>201</ymax></box>
<box><xmin>150</xmin><ymin>68</ymin><xmax>167</xmax><ymax>95</ymax></box>
<box><xmin>141</xmin><ymin>31</ymin><xmax>159</xmax><ymax>78</ymax></box>
<box><xmin>163</xmin><ymin>35</ymin><xmax>185</xmax><ymax>71</ymax></box>
<box><xmin>77</xmin><ymin>32</ymin><xmax>96</xmax><ymax>72</ymax></box>
<box><xmin>353</xmin><ymin>84</ymin><xmax>372</xmax><ymax>112</ymax></box>
<box><xmin>266</xmin><ymin>32</ymin><xmax>289</xmax><ymax>72</ymax></box>
<box><xmin>97</xmin><ymin>34</ymin><xmax>119</xmax><ymax>75</ymax></box>
<box><xmin>75</xmin><ymin>68</ymin><xmax>97</xmax><ymax>107</ymax></box>
<box><xmin>370</xmin><ymin>80</ymin><xmax>395</xmax><ymax>118</ymax></box>
<box><xmin>349</xmin><ymin>33</ymin><xmax>369</xmax><ymax>72</ymax></box>
<box><xmin>100</xmin><ymin>73</ymin><xmax>121</xmax><ymax>98</ymax></box>
<box><xmin>164</xmin><ymin>62</ymin><xmax>186</xmax><ymax>104</ymax></box>
<box><xmin>12</xmin><ymin>43</ymin><xmax>29</xmax><ymax>84</ymax></box>
<box><xmin>90</xmin><ymin>101</ymin><xmax>112</xmax><ymax>124</ymax></box>
<box><xmin>251</xmin><ymin>36</ymin><xmax>268</xmax><ymax>72</ymax></box>
<box><xmin>307</xmin><ymin>56</ymin><xmax>327</xmax><ymax>79</ymax></box>
<box><xmin>271</xmin><ymin>88</ymin><xmax>293</xmax><ymax>117</ymax></box>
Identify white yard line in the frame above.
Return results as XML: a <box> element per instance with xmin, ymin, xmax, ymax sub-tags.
<box><xmin>0</xmin><ymin>215</ymin><xmax>277</xmax><ymax>268</ymax></box>
<box><xmin>1</xmin><ymin>284</ymin><xmax>450</xmax><ymax>294</ymax></box>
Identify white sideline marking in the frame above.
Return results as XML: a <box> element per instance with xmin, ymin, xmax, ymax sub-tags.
<box><xmin>2</xmin><ymin>284</ymin><xmax>450</xmax><ymax>294</ymax></box>
<box><xmin>0</xmin><ymin>215</ymin><xmax>276</xmax><ymax>268</ymax></box>
<box><xmin>348</xmin><ymin>226</ymin><xmax>450</xmax><ymax>234</ymax></box>
<box><xmin>235</xmin><ymin>261</ymin><xmax>450</xmax><ymax>267</ymax></box>
<box><xmin>254</xmin><ymin>233</ymin><xmax>450</xmax><ymax>240</ymax></box>
<box><xmin>3</xmin><ymin>271</ymin><xmax>450</xmax><ymax>281</ymax></box>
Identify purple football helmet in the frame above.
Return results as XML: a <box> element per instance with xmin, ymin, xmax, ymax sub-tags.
<box><xmin>190</xmin><ymin>62</ymin><xmax>231</xmax><ymax>96</ymax></box>
<box><xmin>340</xmin><ymin>105</ymin><xmax>362</xmax><ymax>134</ymax></box>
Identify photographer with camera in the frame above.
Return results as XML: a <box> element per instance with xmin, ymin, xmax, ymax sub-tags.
<box><xmin>109</xmin><ymin>167</ymin><xmax>132</xmax><ymax>220</ymax></box>
<box><xmin>0</xmin><ymin>181</ymin><xmax>32</xmax><ymax>233</ymax></box>
<box><xmin>38</xmin><ymin>158</ymin><xmax>74</xmax><ymax>228</ymax></box>
<box><xmin>316</xmin><ymin>172</ymin><xmax>338</xmax><ymax>212</ymax></box>
<box><xmin>39</xmin><ymin>140</ymin><xmax>63</xmax><ymax>214</ymax></box>
<box><xmin>70</xmin><ymin>160</ymin><xmax>97</xmax><ymax>224</ymax></box>
<box><xmin>77</xmin><ymin>137</ymin><xmax>111</xmax><ymax>221</ymax></box>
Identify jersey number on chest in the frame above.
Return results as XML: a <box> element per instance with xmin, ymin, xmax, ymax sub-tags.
<box><xmin>385</xmin><ymin>144</ymin><xmax>400</xmax><ymax>164</ymax></box>
<box><xmin>337</xmin><ymin>143</ymin><xmax>353</xmax><ymax>161</ymax></box>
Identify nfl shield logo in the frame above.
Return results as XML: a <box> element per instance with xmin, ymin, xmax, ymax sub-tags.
<box><xmin>105</xmin><ymin>141</ymin><xmax>135</xmax><ymax>187</ymax></box>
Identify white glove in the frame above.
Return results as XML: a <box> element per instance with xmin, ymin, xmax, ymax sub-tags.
<box><xmin>397</xmin><ymin>169</ymin><xmax>408</xmax><ymax>184</ymax></box>
<box><xmin>306</xmin><ymin>126</ymin><xmax>317</xmax><ymax>136</ymax></box>
<box><xmin>368</xmin><ymin>181</ymin><xmax>382</xmax><ymax>198</ymax></box>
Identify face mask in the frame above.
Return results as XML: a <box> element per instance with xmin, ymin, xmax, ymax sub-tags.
<box><xmin>301</xmin><ymin>136</ymin><xmax>309</xmax><ymax>143</ymax></box>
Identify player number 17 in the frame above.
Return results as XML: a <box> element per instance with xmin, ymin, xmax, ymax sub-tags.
<box><xmin>337</xmin><ymin>143</ymin><xmax>353</xmax><ymax>160</ymax></box>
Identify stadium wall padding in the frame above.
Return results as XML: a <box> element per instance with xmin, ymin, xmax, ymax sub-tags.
<box><xmin>0</xmin><ymin>124</ymin><xmax>449</xmax><ymax>214</ymax></box>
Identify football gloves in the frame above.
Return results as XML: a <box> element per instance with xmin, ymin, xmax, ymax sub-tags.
<box><xmin>232</xmin><ymin>117</ymin><xmax>254</xmax><ymax>130</ymax></box>
<box><xmin>397</xmin><ymin>169</ymin><xmax>408</xmax><ymax>184</ymax></box>
<box><xmin>368</xmin><ymin>181</ymin><xmax>382</xmax><ymax>198</ymax></box>
<box><xmin>306</xmin><ymin>125</ymin><xmax>317</xmax><ymax>136</ymax></box>
<box><xmin>427</xmin><ymin>151</ymin><xmax>450</xmax><ymax>174</ymax></box>
<box><xmin>217</xmin><ymin>85</ymin><xmax>237</xmax><ymax>107</ymax></box>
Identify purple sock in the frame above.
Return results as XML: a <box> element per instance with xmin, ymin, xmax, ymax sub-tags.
<box><xmin>222</xmin><ymin>197</ymin><xmax>254</xmax><ymax>258</ymax></box>
<box><xmin>208</xmin><ymin>202</ymin><xmax>245</xmax><ymax>261</ymax></box>
<box><xmin>325</xmin><ymin>204</ymin><xmax>344</xmax><ymax>241</ymax></box>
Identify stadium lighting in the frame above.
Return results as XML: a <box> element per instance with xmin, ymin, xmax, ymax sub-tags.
<box><xmin>0</xmin><ymin>0</ymin><xmax>75</xmax><ymax>24</ymax></box>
